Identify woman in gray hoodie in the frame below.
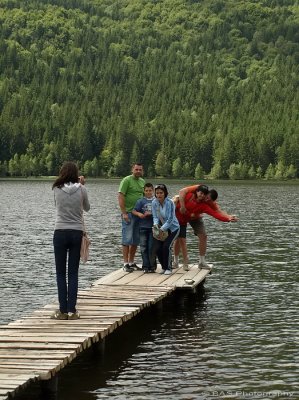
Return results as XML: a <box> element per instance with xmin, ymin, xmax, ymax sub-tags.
<box><xmin>51</xmin><ymin>161</ymin><xmax>90</xmax><ymax>320</ymax></box>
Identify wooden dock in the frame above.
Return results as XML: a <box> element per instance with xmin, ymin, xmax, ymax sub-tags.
<box><xmin>0</xmin><ymin>264</ymin><xmax>212</xmax><ymax>399</ymax></box>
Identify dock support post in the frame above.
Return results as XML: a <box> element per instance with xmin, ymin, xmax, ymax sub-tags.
<box><xmin>40</xmin><ymin>376</ymin><xmax>58</xmax><ymax>398</ymax></box>
<box><xmin>92</xmin><ymin>337</ymin><xmax>106</xmax><ymax>364</ymax></box>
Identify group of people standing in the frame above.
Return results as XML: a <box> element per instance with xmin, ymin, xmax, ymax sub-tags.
<box><xmin>50</xmin><ymin>161</ymin><xmax>237</xmax><ymax>320</ymax></box>
<box><xmin>118</xmin><ymin>162</ymin><xmax>238</xmax><ymax>275</ymax></box>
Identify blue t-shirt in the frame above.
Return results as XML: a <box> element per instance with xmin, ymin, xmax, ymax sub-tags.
<box><xmin>134</xmin><ymin>197</ymin><xmax>154</xmax><ymax>229</ymax></box>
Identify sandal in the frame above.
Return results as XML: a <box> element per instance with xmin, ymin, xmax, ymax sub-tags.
<box><xmin>50</xmin><ymin>310</ymin><xmax>68</xmax><ymax>320</ymax></box>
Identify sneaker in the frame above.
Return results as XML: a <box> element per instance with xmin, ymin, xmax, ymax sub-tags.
<box><xmin>183</xmin><ymin>263</ymin><xmax>189</xmax><ymax>271</ymax></box>
<box><xmin>164</xmin><ymin>269</ymin><xmax>172</xmax><ymax>275</ymax></box>
<box><xmin>123</xmin><ymin>264</ymin><xmax>134</xmax><ymax>272</ymax></box>
<box><xmin>143</xmin><ymin>268</ymin><xmax>150</xmax><ymax>273</ymax></box>
<box><xmin>173</xmin><ymin>261</ymin><xmax>179</xmax><ymax>269</ymax></box>
<box><xmin>68</xmin><ymin>311</ymin><xmax>80</xmax><ymax>320</ymax></box>
<box><xmin>160</xmin><ymin>269</ymin><xmax>165</xmax><ymax>274</ymax></box>
<box><xmin>198</xmin><ymin>261</ymin><xmax>212</xmax><ymax>270</ymax></box>
<box><xmin>50</xmin><ymin>310</ymin><xmax>68</xmax><ymax>320</ymax></box>
<box><xmin>131</xmin><ymin>263</ymin><xmax>142</xmax><ymax>271</ymax></box>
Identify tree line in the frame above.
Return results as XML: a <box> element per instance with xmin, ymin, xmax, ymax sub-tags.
<box><xmin>0</xmin><ymin>0</ymin><xmax>298</xmax><ymax>179</ymax></box>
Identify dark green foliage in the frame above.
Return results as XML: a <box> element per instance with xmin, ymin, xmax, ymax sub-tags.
<box><xmin>0</xmin><ymin>0</ymin><xmax>298</xmax><ymax>179</ymax></box>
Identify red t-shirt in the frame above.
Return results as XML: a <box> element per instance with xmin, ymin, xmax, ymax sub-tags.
<box><xmin>176</xmin><ymin>192</ymin><xmax>230</xmax><ymax>225</ymax></box>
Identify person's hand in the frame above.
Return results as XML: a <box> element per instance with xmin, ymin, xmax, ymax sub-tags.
<box><xmin>158</xmin><ymin>229</ymin><xmax>165</xmax><ymax>240</ymax></box>
<box><xmin>230</xmin><ymin>215</ymin><xmax>239</xmax><ymax>222</ymax></box>
<box><xmin>122</xmin><ymin>212</ymin><xmax>130</xmax><ymax>222</ymax></box>
<box><xmin>79</xmin><ymin>175</ymin><xmax>85</xmax><ymax>185</ymax></box>
<box><xmin>180</xmin><ymin>205</ymin><xmax>186</xmax><ymax>214</ymax></box>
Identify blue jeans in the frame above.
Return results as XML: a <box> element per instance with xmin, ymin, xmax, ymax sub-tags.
<box><xmin>139</xmin><ymin>227</ymin><xmax>154</xmax><ymax>269</ymax></box>
<box><xmin>53</xmin><ymin>229</ymin><xmax>82</xmax><ymax>313</ymax></box>
<box><xmin>121</xmin><ymin>213</ymin><xmax>140</xmax><ymax>245</ymax></box>
<box><xmin>152</xmin><ymin>229</ymin><xmax>179</xmax><ymax>271</ymax></box>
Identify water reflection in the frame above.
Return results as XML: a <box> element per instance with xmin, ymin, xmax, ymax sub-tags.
<box><xmin>1</xmin><ymin>180</ymin><xmax>298</xmax><ymax>400</ymax></box>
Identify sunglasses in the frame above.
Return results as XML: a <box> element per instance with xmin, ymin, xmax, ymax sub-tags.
<box><xmin>155</xmin><ymin>184</ymin><xmax>166</xmax><ymax>190</ymax></box>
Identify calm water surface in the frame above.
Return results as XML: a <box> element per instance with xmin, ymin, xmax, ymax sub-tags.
<box><xmin>0</xmin><ymin>180</ymin><xmax>298</xmax><ymax>400</ymax></box>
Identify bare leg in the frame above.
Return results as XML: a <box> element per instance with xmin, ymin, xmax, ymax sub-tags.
<box><xmin>198</xmin><ymin>233</ymin><xmax>210</xmax><ymax>268</ymax></box>
<box><xmin>198</xmin><ymin>233</ymin><xmax>207</xmax><ymax>256</ymax></box>
<box><xmin>174</xmin><ymin>239</ymin><xmax>180</xmax><ymax>257</ymax></box>
<box><xmin>180</xmin><ymin>237</ymin><xmax>189</xmax><ymax>270</ymax></box>
<box><xmin>122</xmin><ymin>245</ymin><xmax>129</xmax><ymax>263</ymax></box>
<box><xmin>128</xmin><ymin>245</ymin><xmax>137</xmax><ymax>263</ymax></box>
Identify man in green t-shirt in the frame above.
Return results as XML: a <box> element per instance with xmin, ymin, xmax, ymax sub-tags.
<box><xmin>118</xmin><ymin>163</ymin><xmax>145</xmax><ymax>272</ymax></box>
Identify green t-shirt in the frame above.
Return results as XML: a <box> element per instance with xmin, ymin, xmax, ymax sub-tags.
<box><xmin>118</xmin><ymin>175</ymin><xmax>145</xmax><ymax>212</ymax></box>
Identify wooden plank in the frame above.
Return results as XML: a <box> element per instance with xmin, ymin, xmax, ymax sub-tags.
<box><xmin>0</xmin><ymin>262</ymin><xmax>207</xmax><ymax>398</ymax></box>
<box><xmin>0</xmin><ymin>342</ymin><xmax>82</xmax><ymax>351</ymax></box>
<box><xmin>92</xmin><ymin>269</ymin><xmax>127</xmax><ymax>285</ymax></box>
<box><xmin>106</xmin><ymin>271</ymin><xmax>145</xmax><ymax>285</ymax></box>
<box><xmin>0</xmin><ymin>367</ymin><xmax>51</xmax><ymax>380</ymax></box>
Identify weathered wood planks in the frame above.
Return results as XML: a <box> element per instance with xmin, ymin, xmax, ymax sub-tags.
<box><xmin>0</xmin><ymin>264</ymin><xmax>211</xmax><ymax>399</ymax></box>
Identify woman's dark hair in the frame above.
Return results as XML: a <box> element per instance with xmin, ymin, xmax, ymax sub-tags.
<box><xmin>196</xmin><ymin>184</ymin><xmax>209</xmax><ymax>195</ymax></box>
<box><xmin>52</xmin><ymin>161</ymin><xmax>79</xmax><ymax>189</ymax></box>
<box><xmin>155</xmin><ymin>184</ymin><xmax>168</xmax><ymax>197</ymax></box>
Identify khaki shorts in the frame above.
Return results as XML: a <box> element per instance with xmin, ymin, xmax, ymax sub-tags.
<box><xmin>189</xmin><ymin>218</ymin><xmax>206</xmax><ymax>236</ymax></box>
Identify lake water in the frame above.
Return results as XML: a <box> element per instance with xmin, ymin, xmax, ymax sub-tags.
<box><xmin>0</xmin><ymin>180</ymin><xmax>298</xmax><ymax>400</ymax></box>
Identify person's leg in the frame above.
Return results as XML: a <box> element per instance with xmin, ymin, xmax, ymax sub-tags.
<box><xmin>147</xmin><ymin>229</ymin><xmax>155</xmax><ymax>271</ymax></box>
<box><xmin>189</xmin><ymin>218</ymin><xmax>209</xmax><ymax>268</ymax></box>
<box><xmin>199</xmin><ymin>233</ymin><xmax>207</xmax><ymax>256</ymax></box>
<box><xmin>180</xmin><ymin>238</ymin><xmax>189</xmax><ymax>270</ymax></box>
<box><xmin>53</xmin><ymin>230</ymin><xmax>68</xmax><ymax>313</ymax></box>
<box><xmin>129</xmin><ymin>215</ymin><xmax>140</xmax><ymax>268</ymax></box>
<box><xmin>67</xmin><ymin>230</ymin><xmax>82</xmax><ymax>313</ymax></box>
<box><xmin>121</xmin><ymin>214</ymin><xmax>134</xmax><ymax>271</ymax></box>
<box><xmin>122</xmin><ymin>245</ymin><xmax>129</xmax><ymax>264</ymax></box>
<box><xmin>162</xmin><ymin>229</ymin><xmax>179</xmax><ymax>273</ymax></box>
<box><xmin>139</xmin><ymin>228</ymin><xmax>150</xmax><ymax>269</ymax></box>
<box><xmin>152</xmin><ymin>238</ymin><xmax>163</xmax><ymax>272</ymax></box>
<box><xmin>173</xmin><ymin>239</ymin><xmax>180</xmax><ymax>267</ymax></box>
<box><xmin>128</xmin><ymin>245</ymin><xmax>138</xmax><ymax>264</ymax></box>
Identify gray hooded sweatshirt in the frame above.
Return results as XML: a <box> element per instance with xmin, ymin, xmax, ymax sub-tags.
<box><xmin>54</xmin><ymin>183</ymin><xmax>90</xmax><ymax>231</ymax></box>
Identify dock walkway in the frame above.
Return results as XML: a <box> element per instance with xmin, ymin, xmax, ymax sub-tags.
<box><xmin>0</xmin><ymin>264</ymin><xmax>212</xmax><ymax>399</ymax></box>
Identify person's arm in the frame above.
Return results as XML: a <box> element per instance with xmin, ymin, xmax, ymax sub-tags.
<box><xmin>179</xmin><ymin>185</ymin><xmax>198</xmax><ymax>214</ymax></box>
<box><xmin>132</xmin><ymin>200</ymin><xmax>146</xmax><ymax>219</ymax></box>
<box><xmin>152</xmin><ymin>200</ymin><xmax>160</xmax><ymax>226</ymax></box>
<box><xmin>118</xmin><ymin>192</ymin><xmax>130</xmax><ymax>222</ymax></box>
<box><xmin>197</xmin><ymin>203</ymin><xmax>238</xmax><ymax>222</ymax></box>
<box><xmin>178</xmin><ymin>188</ymin><xmax>189</xmax><ymax>214</ymax></box>
<box><xmin>209</xmin><ymin>201</ymin><xmax>237</xmax><ymax>219</ymax></box>
<box><xmin>160</xmin><ymin>200</ymin><xmax>176</xmax><ymax>231</ymax></box>
<box><xmin>81</xmin><ymin>186</ymin><xmax>90</xmax><ymax>212</ymax></box>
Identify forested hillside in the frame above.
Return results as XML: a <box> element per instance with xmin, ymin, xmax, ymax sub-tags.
<box><xmin>0</xmin><ymin>0</ymin><xmax>298</xmax><ymax>179</ymax></box>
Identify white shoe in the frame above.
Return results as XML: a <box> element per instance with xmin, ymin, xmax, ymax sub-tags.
<box><xmin>173</xmin><ymin>261</ymin><xmax>179</xmax><ymax>269</ymax></box>
<box><xmin>164</xmin><ymin>269</ymin><xmax>172</xmax><ymax>275</ymax></box>
<box><xmin>198</xmin><ymin>261</ymin><xmax>212</xmax><ymax>270</ymax></box>
<box><xmin>183</xmin><ymin>263</ymin><xmax>189</xmax><ymax>271</ymax></box>
<box><xmin>160</xmin><ymin>269</ymin><xmax>165</xmax><ymax>274</ymax></box>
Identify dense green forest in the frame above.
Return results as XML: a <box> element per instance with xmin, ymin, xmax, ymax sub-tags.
<box><xmin>0</xmin><ymin>0</ymin><xmax>298</xmax><ymax>179</ymax></box>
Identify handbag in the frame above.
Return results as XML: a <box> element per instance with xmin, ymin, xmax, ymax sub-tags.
<box><xmin>80</xmin><ymin>188</ymin><xmax>90</xmax><ymax>263</ymax></box>
<box><xmin>152</xmin><ymin>225</ymin><xmax>169</xmax><ymax>241</ymax></box>
<box><xmin>80</xmin><ymin>231</ymin><xmax>90</xmax><ymax>263</ymax></box>
<box><xmin>152</xmin><ymin>206</ymin><xmax>169</xmax><ymax>241</ymax></box>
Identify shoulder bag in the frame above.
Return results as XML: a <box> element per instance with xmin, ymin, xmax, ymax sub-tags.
<box><xmin>80</xmin><ymin>188</ymin><xmax>91</xmax><ymax>263</ymax></box>
<box><xmin>152</xmin><ymin>205</ymin><xmax>169</xmax><ymax>241</ymax></box>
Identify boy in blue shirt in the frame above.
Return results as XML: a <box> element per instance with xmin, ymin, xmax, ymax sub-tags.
<box><xmin>132</xmin><ymin>183</ymin><xmax>155</xmax><ymax>273</ymax></box>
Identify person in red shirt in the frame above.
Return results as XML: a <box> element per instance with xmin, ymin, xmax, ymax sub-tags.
<box><xmin>174</xmin><ymin>184</ymin><xmax>238</xmax><ymax>270</ymax></box>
